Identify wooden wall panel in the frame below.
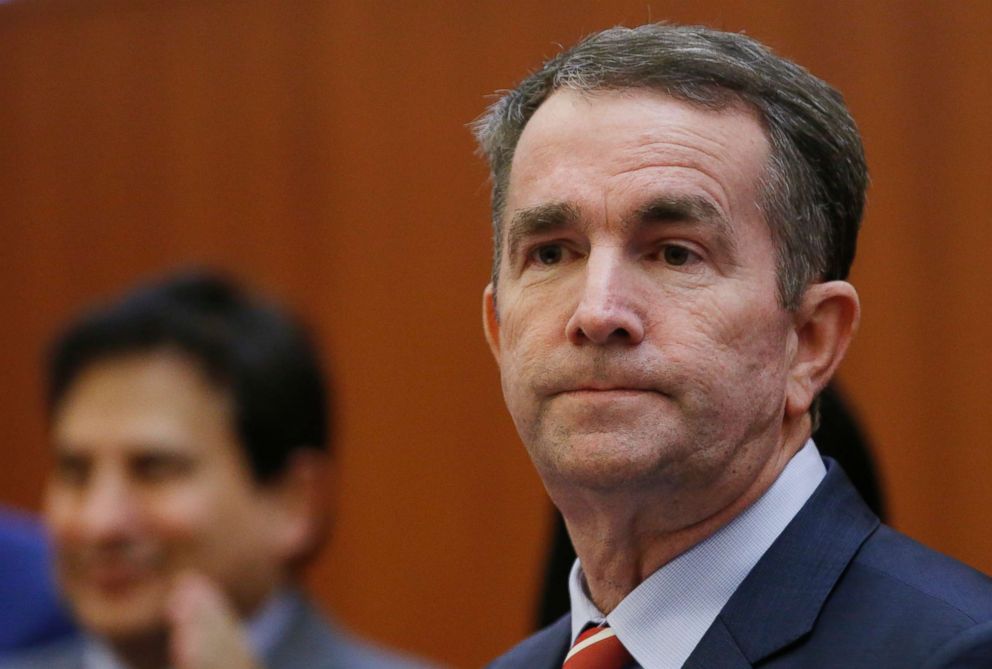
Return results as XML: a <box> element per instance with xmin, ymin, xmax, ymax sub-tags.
<box><xmin>0</xmin><ymin>2</ymin><xmax>990</xmax><ymax>667</ymax></box>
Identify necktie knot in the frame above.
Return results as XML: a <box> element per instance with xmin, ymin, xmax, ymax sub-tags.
<box><xmin>562</xmin><ymin>624</ymin><xmax>633</xmax><ymax>669</ymax></box>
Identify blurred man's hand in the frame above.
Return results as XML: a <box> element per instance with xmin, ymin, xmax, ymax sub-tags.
<box><xmin>166</xmin><ymin>572</ymin><xmax>264</xmax><ymax>669</ymax></box>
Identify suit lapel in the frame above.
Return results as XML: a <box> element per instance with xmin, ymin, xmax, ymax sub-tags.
<box><xmin>686</xmin><ymin>460</ymin><xmax>879</xmax><ymax>666</ymax></box>
<box><xmin>682</xmin><ymin>619</ymin><xmax>751</xmax><ymax>669</ymax></box>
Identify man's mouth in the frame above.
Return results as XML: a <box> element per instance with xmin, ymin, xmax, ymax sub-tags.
<box><xmin>63</xmin><ymin>550</ymin><xmax>161</xmax><ymax>592</ymax></box>
<box><xmin>61</xmin><ymin>564</ymin><xmax>154</xmax><ymax>598</ymax></box>
<box><xmin>84</xmin><ymin>562</ymin><xmax>154</xmax><ymax>588</ymax></box>
<box><xmin>553</xmin><ymin>381</ymin><xmax>664</xmax><ymax>395</ymax></box>
<box><xmin>552</xmin><ymin>386</ymin><xmax>665</xmax><ymax>402</ymax></box>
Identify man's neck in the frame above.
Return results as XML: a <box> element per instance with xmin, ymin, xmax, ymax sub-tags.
<box><xmin>555</xmin><ymin>423</ymin><xmax>810</xmax><ymax>613</ymax></box>
<box><xmin>104</xmin><ymin>631</ymin><xmax>171</xmax><ymax>669</ymax></box>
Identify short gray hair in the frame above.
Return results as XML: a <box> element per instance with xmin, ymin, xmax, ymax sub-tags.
<box><xmin>473</xmin><ymin>23</ymin><xmax>868</xmax><ymax>309</ymax></box>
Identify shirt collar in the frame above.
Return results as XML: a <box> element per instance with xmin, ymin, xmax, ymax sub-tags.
<box><xmin>82</xmin><ymin>589</ymin><xmax>297</xmax><ymax>669</ymax></box>
<box><xmin>246</xmin><ymin>588</ymin><xmax>298</xmax><ymax>658</ymax></box>
<box><xmin>568</xmin><ymin>439</ymin><xmax>826</xmax><ymax>669</ymax></box>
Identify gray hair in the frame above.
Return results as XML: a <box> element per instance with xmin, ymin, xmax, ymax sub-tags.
<box><xmin>472</xmin><ymin>23</ymin><xmax>868</xmax><ymax>309</ymax></box>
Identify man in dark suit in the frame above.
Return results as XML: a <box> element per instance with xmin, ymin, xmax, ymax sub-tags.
<box><xmin>473</xmin><ymin>23</ymin><xmax>992</xmax><ymax>668</ymax></box>
<box><xmin>1</xmin><ymin>271</ymin><xmax>430</xmax><ymax>669</ymax></box>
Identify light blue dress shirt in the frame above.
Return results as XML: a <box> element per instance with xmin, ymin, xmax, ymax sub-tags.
<box><xmin>568</xmin><ymin>439</ymin><xmax>826</xmax><ymax>669</ymax></box>
<box><xmin>82</xmin><ymin>589</ymin><xmax>296</xmax><ymax>669</ymax></box>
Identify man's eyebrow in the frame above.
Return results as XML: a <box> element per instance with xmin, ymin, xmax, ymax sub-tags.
<box><xmin>631</xmin><ymin>194</ymin><xmax>737</xmax><ymax>253</ymax></box>
<box><xmin>506</xmin><ymin>202</ymin><xmax>581</xmax><ymax>259</ymax></box>
<box><xmin>633</xmin><ymin>194</ymin><xmax>723</xmax><ymax>226</ymax></box>
<box><xmin>52</xmin><ymin>444</ymin><xmax>82</xmax><ymax>457</ymax></box>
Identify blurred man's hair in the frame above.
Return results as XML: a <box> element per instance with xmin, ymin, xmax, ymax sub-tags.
<box><xmin>48</xmin><ymin>269</ymin><xmax>330</xmax><ymax>483</ymax></box>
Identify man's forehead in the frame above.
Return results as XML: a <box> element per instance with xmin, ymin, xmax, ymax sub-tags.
<box><xmin>504</xmin><ymin>88</ymin><xmax>770</xmax><ymax>236</ymax></box>
<box><xmin>52</xmin><ymin>353</ymin><xmax>237</xmax><ymax>455</ymax></box>
<box><xmin>514</xmin><ymin>87</ymin><xmax>766</xmax><ymax>159</ymax></box>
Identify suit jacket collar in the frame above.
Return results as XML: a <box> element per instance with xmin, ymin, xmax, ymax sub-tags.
<box><xmin>685</xmin><ymin>458</ymin><xmax>880</xmax><ymax>667</ymax></box>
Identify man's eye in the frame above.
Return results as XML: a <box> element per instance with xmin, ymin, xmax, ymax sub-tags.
<box><xmin>533</xmin><ymin>245</ymin><xmax>564</xmax><ymax>266</ymax></box>
<box><xmin>54</xmin><ymin>456</ymin><xmax>90</xmax><ymax>486</ymax></box>
<box><xmin>133</xmin><ymin>455</ymin><xmax>192</xmax><ymax>482</ymax></box>
<box><xmin>662</xmin><ymin>245</ymin><xmax>696</xmax><ymax>266</ymax></box>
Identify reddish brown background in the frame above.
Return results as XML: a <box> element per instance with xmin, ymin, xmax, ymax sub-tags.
<box><xmin>1</xmin><ymin>1</ymin><xmax>990</xmax><ymax>667</ymax></box>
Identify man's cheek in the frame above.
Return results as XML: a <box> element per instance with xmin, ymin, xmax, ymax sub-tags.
<box><xmin>500</xmin><ymin>328</ymin><xmax>549</xmax><ymax>374</ymax></box>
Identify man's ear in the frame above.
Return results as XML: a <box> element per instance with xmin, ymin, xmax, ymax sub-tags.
<box><xmin>482</xmin><ymin>283</ymin><xmax>501</xmax><ymax>362</ymax></box>
<box><xmin>786</xmin><ymin>281</ymin><xmax>860</xmax><ymax>419</ymax></box>
<box><xmin>264</xmin><ymin>450</ymin><xmax>329</xmax><ymax>566</ymax></box>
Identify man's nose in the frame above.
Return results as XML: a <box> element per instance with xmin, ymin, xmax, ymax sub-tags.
<box><xmin>565</xmin><ymin>249</ymin><xmax>645</xmax><ymax>346</ymax></box>
<box><xmin>77</xmin><ymin>472</ymin><xmax>138</xmax><ymax>541</ymax></box>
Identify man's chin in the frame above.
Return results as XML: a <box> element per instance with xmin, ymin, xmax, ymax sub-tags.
<box><xmin>533</xmin><ymin>434</ymin><xmax>688</xmax><ymax>493</ymax></box>
<box><xmin>69</xmin><ymin>586</ymin><xmax>171</xmax><ymax>641</ymax></box>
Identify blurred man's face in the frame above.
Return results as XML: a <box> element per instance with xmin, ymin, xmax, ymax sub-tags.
<box><xmin>484</xmin><ymin>89</ymin><xmax>795</xmax><ymax>510</ymax></box>
<box><xmin>46</xmin><ymin>351</ymin><xmax>287</xmax><ymax>642</ymax></box>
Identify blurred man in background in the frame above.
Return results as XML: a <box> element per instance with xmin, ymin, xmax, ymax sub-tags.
<box><xmin>475</xmin><ymin>23</ymin><xmax>992</xmax><ymax>668</ymax></box>
<box><xmin>2</xmin><ymin>270</ymin><xmax>429</xmax><ymax>669</ymax></box>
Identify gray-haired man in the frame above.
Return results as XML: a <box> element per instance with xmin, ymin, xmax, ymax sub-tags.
<box><xmin>476</xmin><ymin>23</ymin><xmax>992</xmax><ymax>668</ymax></box>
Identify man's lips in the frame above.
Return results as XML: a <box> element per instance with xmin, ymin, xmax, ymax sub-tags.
<box><xmin>82</xmin><ymin>562</ymin><xmax>154</xmax><ymax>589</ymax></box>
<box><xmin>64</xmin><ymin>551</ymin><xmax>161</xmax><ymax>592</ymax></box>
<box><xmin>537</xmin><ymin>364</ymin><xmax>672</xmax><ymax>398</ymax></box>
<box><xmin>551</xmin><ymin>385</ymin><xmax>665</xmax><ymax>397</ymax></box>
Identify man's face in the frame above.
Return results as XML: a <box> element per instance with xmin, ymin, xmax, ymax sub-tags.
<box><xmin>485</xmin><ymin>89</ymin><xmax>798</xmax><ymax>504</ymax></box>
<box><xmin>46</xmin><ymin>351</ymin><xmax>288</xmax><ymax>642</ymax></box>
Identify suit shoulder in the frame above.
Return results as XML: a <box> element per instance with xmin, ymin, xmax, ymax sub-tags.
<box><xmin>270</xmin><ymin>595</ymin><xmax>440</xmax><ymax>669</ymax></box>
<box><xmin>324</xmin><ymin>633</ymin><xmax>441</xmax><ymax>669</ymax></box>
<box><xmin>486</xmin><ymin>615</ymin><xmax>570</xmax><ymax>669</ymax></box>
<box><xmin>922</xmin><ymin>620</ymin><xmax>992</xmax><ymax>669</ymax></box>
<box><xmin>779</xmin><ymin>523</ymin><xmax>992</xmax><ymax>664</ymax></box>
<box><xmin>333</xmin><ymin>642</ymin><xmax>437</xmax><ymax>669</ymax></box>
<box><xmin>852</xmin><ymin>524</ymin><xmax>992</xmax><ymax>622</ymax></box>
<box><xmin>0</xmin><ymin>636</ymin><xmax>83</xmax><ymax>669</ymax></box>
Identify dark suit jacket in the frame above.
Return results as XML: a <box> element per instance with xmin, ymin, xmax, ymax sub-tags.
<box><xmin>488</xmin><ymin>461</ymin><xmax>992</xmax><ymax>668</ymax></box>
<box><xmin>0</xmin><ymin>593</ymin><xmax>436</xmax><ymax>669</ymax></box>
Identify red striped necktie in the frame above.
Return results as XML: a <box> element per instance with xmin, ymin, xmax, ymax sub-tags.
<box><xmin>562</xmin><ymin>624</ymin><xmax>634</xmax><ymax>669</ymax></box>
